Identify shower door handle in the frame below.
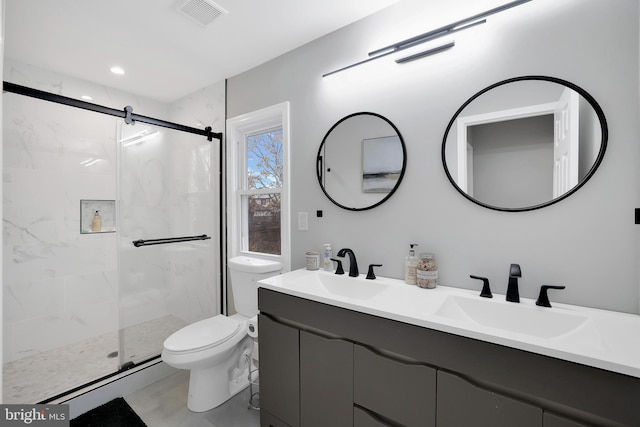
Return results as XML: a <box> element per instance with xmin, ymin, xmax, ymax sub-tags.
<box><xmin>132</xmin><ymin>234</ymin><xmax>211</xmax><ymax>247</ymax></box>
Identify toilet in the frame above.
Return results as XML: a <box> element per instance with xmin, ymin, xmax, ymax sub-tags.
<box><xmin>161</xmin><ymin>256</ymin><xmax>282</xmax><ymax>412</ymax></box>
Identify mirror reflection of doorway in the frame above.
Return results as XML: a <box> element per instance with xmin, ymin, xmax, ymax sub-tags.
<box><xmin>457</xmin><ymin>88</ymin><xmax>584</xmax><ymax>208</ymax></box>
<box><xmin>467</xmin><ymin>114</ymin><xmax>554</xmax><ymax>207</ymax></box>
<box><xmin>553</xmin><ymin>88</ymin><xmax>580</xmax><ymax>198</ymax></box>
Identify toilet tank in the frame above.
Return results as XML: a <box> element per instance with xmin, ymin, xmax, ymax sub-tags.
<box><xmin>228</xmin><ymin>256</ymin><xmax>282</xmax><ymax>317</ymax></box>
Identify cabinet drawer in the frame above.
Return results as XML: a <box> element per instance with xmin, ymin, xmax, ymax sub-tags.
<box><xmin>437</xmin><ymin>370</ymin><xmax>542</xmax><ymax>427</ymax></box>
<box><xmin>354</xmin><ymin>345</ymin><xmax>436</xmax><ymax>427</ymax></box>
<box><xmin>544</xmin><ymin>412</ymin><xmax>590</xmax><ymax>427</ymax></box>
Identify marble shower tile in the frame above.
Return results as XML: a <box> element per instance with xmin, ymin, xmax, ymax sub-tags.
<box><xmin>65</xmin><ymin>271</ymin><xmax>117</xmax><ymax>310</ymax></box>
<box><xmin>3</xmin><ymin>276</ymin><xmax>66</xmax><ymax>324</ymax></box>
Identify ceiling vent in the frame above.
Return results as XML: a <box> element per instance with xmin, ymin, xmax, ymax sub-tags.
<box><xmin>177</xmin><ymin>0</ymin><xmax>228</xmax><ymax>27</ymax></box>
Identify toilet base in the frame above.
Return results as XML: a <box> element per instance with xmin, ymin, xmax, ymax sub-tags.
<box><xmin>186</xmin><ymin>338</ymin><xmax>254</xmax><ymax>412</ymax></box>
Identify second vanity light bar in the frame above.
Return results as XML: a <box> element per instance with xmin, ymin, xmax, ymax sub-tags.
<box><xmin>395</xmin><ymin>41</ymin><xmax>455</xmax><ymax>65</ymax></box>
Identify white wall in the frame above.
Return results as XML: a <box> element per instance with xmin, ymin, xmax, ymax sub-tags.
<box><xmin>228</xmin><ymin>0</ymin><xmax>640</xmax><ymax>313</ymax></box>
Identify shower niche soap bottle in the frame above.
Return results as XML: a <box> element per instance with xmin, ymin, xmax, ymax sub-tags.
<box><xmin>91</xmin><ymin>210</ymin><xmax>102</xmax><ymax>232</ymax></box>
<box><xmin>404</xmin><ymin>243</ymin><xmax>418</xmax><ymax>285</ymax></box>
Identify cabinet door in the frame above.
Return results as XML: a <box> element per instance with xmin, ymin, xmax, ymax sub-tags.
<box><xmin>259</xmin><ymin>315</ymin><xmax>300</xmax><ymax>427</ymax></box>
<box><xmin>354</xmin><ymin>406</ymin><xmax>393</xmax><ymax>427</ymax></box>
<box><xmin>354</xmin><ymin>345</ymin><xmax>436</xmax><ymax>427</ymax></box>
<box><xmin>300</xmin><ymin>330</ymin><xmax>353</xmax><ymax>427</ymax></box>
<box><xmin>544</xmin><ymin>413</ymin><xmax>590</xmax><ymax>427</ymax></box>
<box><xmin>261</xmin><ymin>410</ymin><xmax>292</xmax><ymax>427</ymax></box>
<box><xmin>437</xmin><ymin>371</ymin><xmax>542</xmax><ymax>427</ymax></box>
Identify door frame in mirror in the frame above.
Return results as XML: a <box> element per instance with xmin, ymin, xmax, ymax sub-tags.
<box><xmin>441</xmin><ymin>75</ymin><xmax>608</xmax><ymax>212</ymax></box>
<box><xmin>317</xmin><ymin>112</ymin><xmax>407</xmax><ymax>211</ymax></box>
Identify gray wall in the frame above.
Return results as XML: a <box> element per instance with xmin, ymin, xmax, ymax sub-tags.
<box><xmin>469</xmin><ymin>115</ymin><xmax>554</xmax><ymax>207</ymax></box>
<box><xmin>227</xmin><ymin>0</ymin><xmax>640</xmax><ymax>313</ymax></box>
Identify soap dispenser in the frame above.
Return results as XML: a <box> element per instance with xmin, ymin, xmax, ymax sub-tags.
<box><xmin>91</xmin><ymin>210</ymin><xmax>102</xmax><ymax>232</ymax></box>
<box><xmin>404</xmin><ymin>243</ymin><xmax>418</xmax><ymax>285</ymax></box>
<box><xmin>323</xmin><ymin>244</ymin><xmax>333</xmax><ymax>271</ymax></box>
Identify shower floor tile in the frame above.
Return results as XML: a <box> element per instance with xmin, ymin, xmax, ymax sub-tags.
<box><xmin>3</xmin><ymin>315</ymin><xmax>187</xmax><ymax>404</ymax></box>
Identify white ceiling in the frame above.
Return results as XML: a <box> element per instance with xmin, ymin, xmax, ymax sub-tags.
<box><xmin>4</xmin><ymin>0</ymin><xmax>401</xmax><ymax>103</ymax></box>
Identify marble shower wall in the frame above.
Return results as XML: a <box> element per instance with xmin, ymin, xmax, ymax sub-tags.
<box><xmin>3</xmin><ymin>93</ymin><xmax>120</xmax><ymax>362</ymax></box>
<box><xmin>3</xmin><ymin>59</ymin><xmax>225</xmax><ymax>363</ymax></box>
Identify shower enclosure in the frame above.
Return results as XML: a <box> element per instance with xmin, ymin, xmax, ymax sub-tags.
<box><xmin>2</xmin><ymin>83</ymin><xmax>222</xmax><ymax>403</ymax></box>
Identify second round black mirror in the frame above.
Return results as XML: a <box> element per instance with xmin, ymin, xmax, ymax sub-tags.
<box><xmin>442</xmin><ymin>76</ymin><xmax>608</xmax><ymax>212</ymax></box>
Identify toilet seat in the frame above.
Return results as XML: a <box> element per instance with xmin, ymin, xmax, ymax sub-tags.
<box><xmin>163</xmin><ymin>315</ymin><xmax>242</xmax><ymax>354</ymax></box>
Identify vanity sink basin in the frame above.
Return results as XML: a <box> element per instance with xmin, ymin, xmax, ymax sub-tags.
<box><xmin>317</xmin><ymin>273</ymin><xmax>389</xmax><ymax>300</ymax></box>
<box><xmin>434</xmin><ymin>295</ymin><xmax>589</xmax><ymax>339</ymax></box>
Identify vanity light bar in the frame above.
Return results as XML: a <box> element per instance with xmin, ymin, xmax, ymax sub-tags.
<box><xmin>377</xmin><ymin>18</ymin><xmax>486</xmax><ymax>55</ymax></box>
<box><xmin>395</xmin><ymin>41</ymin><xmax>455</xmax><ymax>64</ymax></box>
<box><xmin>322</xmin><ymin>0</ymin><xmax>531</xmax><ymax>77</ymax></box>
<box><xmin>322</xmin><ymin>49</ymin><xmax>395</xmax><ymax>78</ymax></box>
<box><xmin>370</xmin><ymin>0</ymin><xmax>531</xmax><ymax>57</ymax></box>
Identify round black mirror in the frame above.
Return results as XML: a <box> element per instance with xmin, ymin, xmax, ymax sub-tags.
<box><xmin>317</xmin><ymin>112</ymin><xmax>407</xmax><ymax>211</ymax></box>
<box><xmin>442</xmin><ymin>76</ymin><xmax>608</xmax><ymax>212</ymax></box>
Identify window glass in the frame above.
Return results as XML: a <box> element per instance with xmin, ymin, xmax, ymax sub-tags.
<box><xmin>247</xmin><ymin>129</ymin><xmax>283</xmax><ymax>190</ymax></box>
<box><xmin>244</xmin><ymin>193</ymin><xmax>281</xmax><ymax>255</ymax></box>
<box><xmin>243</xmin><ymin>128</ymin><xmax>283</xmax><ymax>255</ymax></box>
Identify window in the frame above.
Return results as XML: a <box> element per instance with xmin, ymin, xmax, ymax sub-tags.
<box><xmin>227</xmin><ymin>102</ymin><xmax>290</xmax><ymax>270</ymax></box>
<box><xmin>244</xmin><ymin>129</ymin><xmax>282</xmax><ymax>255</ymax></box>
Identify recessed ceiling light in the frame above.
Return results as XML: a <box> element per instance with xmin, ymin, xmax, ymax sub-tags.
<box><xmin>110</xmin><ymin>66</ymin><xmax>125</xmax><ymax>75</ymax></box>
<box><xmin>81</xmin><ymin>95</ymin><xmax>93</xmax><ymax>101</ymax></box>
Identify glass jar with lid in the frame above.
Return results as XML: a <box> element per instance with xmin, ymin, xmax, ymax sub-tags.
<box><xmin>417</xmin><ymin>253</ymin><xmax>437</xmax><ymax>289</ymax></box>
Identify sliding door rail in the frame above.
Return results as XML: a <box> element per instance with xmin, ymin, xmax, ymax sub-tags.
<box><xmin>3</xmin><ymin>81</ymin><xmax>222</xmax><ymax>141</ymax></box>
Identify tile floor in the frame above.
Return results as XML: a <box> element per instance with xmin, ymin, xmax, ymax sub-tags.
<box><xmin>125</xmin><ymin>370</ymin><xmax>260</xmax><ymax>427</ymax></box>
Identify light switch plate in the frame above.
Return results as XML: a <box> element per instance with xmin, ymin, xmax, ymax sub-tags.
<box><xmin>298</xmin><ymin>212</ymin><xmax>309</xmax><ymax>230</ymax></box>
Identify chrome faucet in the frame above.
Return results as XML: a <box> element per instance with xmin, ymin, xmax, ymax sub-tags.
<box><xmin>506</xmin><ymin>263</ymin><xmax>521</xmax><ymax>303</ymax></box>
<box><xmin>336</xmin><ymin>248</ymin><xmax>359</xmax><ymax>277</ymax></box>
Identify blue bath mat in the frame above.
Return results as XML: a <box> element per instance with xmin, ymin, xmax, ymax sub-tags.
<box><xmin>70</xmin><ymin>398</ymin><xmax>147</xmax><ymax>427</ymax></box>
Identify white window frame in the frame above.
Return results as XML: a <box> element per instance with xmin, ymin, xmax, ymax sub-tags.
<box><xmin>226</xmin><ymin>102</ymin><xmax>290</xmax><ymax>272</ymax></box>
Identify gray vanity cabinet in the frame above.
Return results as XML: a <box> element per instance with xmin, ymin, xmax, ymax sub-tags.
<box><xmin>543</xmin><ymin>413</ymin><xmax>591</xmax><ymax>427</ymax></box>
<box><xmin>300</xmin><ymin>330</ymin><xmax>354</xmax><ymax>426</ymax></box>
<box><xmin>437</xmin><ymin>370</ymin><xmax>541</xmax><ymax>427</ymax></box>
<box><xmin>258</xmin><ymin>316</ymin><xmax>355</xmax><ymax>427</ymax></box>
<box><xmin>353</xmin><ymin>406</ymin><xmax>390</xmax><ymax>427</ymax></box>
<box><xmin>259</xmin><ymin>314</ymin><xmax>299</xmax><ymax>427</ymax></box>
<box><xmin>258</xmin><ymin>288</ymin><xmax>640</xmax><ymax>427</ymax></box>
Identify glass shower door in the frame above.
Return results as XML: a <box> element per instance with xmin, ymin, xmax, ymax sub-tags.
<box><xmin>117</xmin><ymin>122</ymin><xmax>220</xmax><ymax>367</ymax></box>
<box><xmin>2</xmin><ymin>93</ymin><xmax>121</xmax><ymax>403</ymax></box>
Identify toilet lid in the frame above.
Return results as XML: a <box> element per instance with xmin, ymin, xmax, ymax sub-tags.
<box><xmin>164</xmin><ymin>315</ymin><xmax>241</xmax><ymax>353</ymax></box>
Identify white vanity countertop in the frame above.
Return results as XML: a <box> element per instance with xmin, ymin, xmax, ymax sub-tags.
<box><xmin>259</xmin><ymin>268</ymin><xmax>640</xmax><ymax>379</ymax></box>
